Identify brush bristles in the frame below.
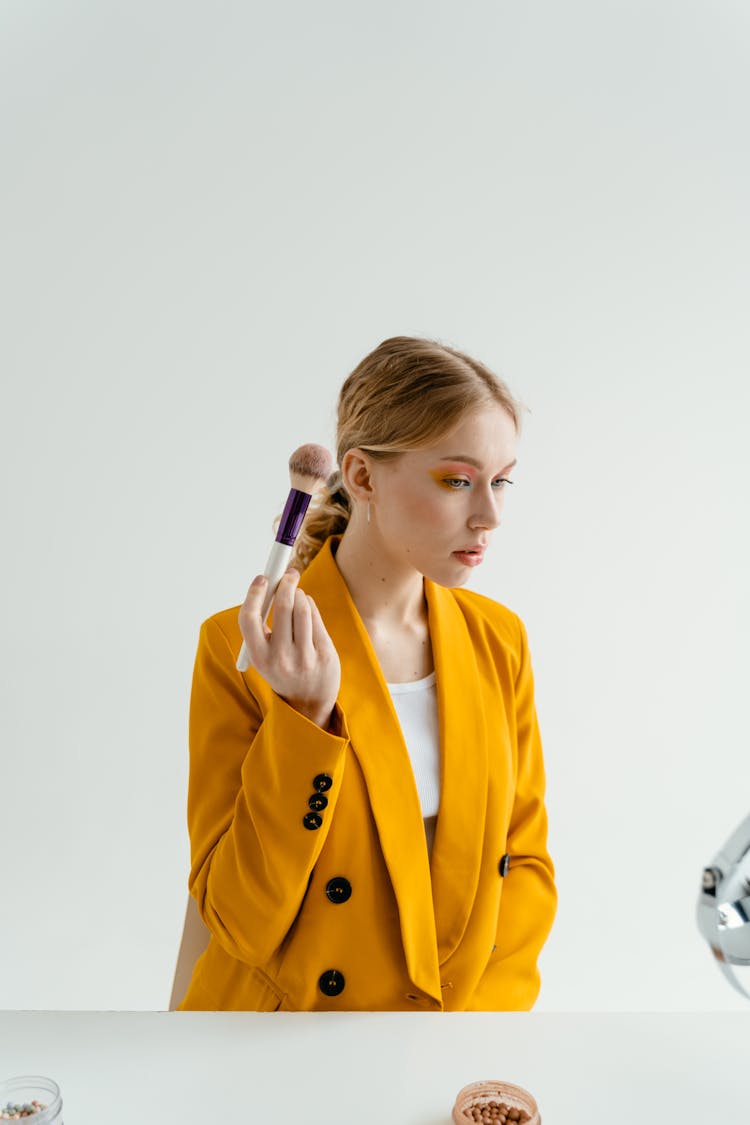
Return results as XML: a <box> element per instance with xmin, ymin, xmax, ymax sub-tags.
<box><xmin>288</xmin><ymin>443</ymin><xmax>334</xmax><ymax>493</ymax></box>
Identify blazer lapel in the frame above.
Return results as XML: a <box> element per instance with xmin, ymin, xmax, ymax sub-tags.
<box><xmin>424</xmin><ymin>579</ymin><xmax>489</xmax><ymax>964</ymax></box>
<box><xmin>301</xmin><ymin>539</ymin><xmax>443</xmax><ymax>1004</ymax></box>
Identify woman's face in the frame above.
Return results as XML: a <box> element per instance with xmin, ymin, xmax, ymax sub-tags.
<box><xmin>368</xmin><ymin>404</ymin><xmax>518</xmax><ymax>587</ymax></box>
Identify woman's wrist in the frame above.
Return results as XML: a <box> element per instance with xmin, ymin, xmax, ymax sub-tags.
<box><xmin>283</xmin><ymin>696</ymin><xmax>340</xmax><ymax>733</ymax></box>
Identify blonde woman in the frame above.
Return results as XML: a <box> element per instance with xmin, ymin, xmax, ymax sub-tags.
<box><xmin>180</xmin><ymin>336</ymin><xmax>556</xmax><ymax>1011</ymax></box>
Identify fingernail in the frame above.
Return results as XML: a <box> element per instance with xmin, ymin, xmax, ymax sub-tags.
<box><xmin>285</xmin><ymin>567</ymin><xmax>299</xmax><ymax>578</ymax></box>
<box><xmin>252</xmin><ymin>575</ymin><xmax>267</xmax><ymax>588</ymax></box>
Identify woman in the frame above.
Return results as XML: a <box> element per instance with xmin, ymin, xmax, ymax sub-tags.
<box><xmin>179</xmin><ymin>336</ymin><xmax>556</xmax><ymax>1011</ymax></box>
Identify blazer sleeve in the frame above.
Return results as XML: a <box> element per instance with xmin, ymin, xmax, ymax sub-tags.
<box><xmin>469</xmin><ymin>615</ymin><xmax>557</xmax><ymax>1010</ymax></box>
<box><xmin>186</xmin><ymin>614</ymin><xmax>350</xmax><ymax>967</ymax></box>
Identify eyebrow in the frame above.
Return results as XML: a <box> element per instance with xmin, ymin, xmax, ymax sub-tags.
<box><xmin>439</xmin><ymin>455</ymin><xmax>517</xmax><ymax>472</ymax></box>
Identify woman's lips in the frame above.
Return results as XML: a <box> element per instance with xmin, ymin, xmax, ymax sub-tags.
<box><xmin>452</xmin><ymin>549</ymin><xmax>485</xmax><ymax>567</ymax></box>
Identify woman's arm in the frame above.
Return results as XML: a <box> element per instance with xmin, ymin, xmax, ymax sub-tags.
<box><xmin>186</xmin><ymin>610</ymin><xmax>350</xmax><ymax>968</ymax></box>
<box><xmin>470</xmin><ymin>617</ymin><xmax>557</xmax><ymax>1010</ymax></box>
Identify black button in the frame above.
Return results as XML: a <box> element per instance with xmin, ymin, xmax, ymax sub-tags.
<box><xmin>325</xmin><ymin>877</ymin><xmax>352</xmax><ymax>904</ymax></box>
<box><xmin>499</xmin><ymin>853</ymin><xmax>510</xmax><ymax>877</ymax></box>
<box><xmin>308</xmin><ymin>793</ymin><xmax>328</xmax><ymax>812</ymax></box>
<box><xmin>303</xmin><ymin>812</ymin><xmax>323</xmax><ymax>831</ymax></box>
<box><xmin>312</xmin><ymin>773</ymin><xmax>333</xmax><ymax>793</ymax></box>
<box><xmin>318</xmin><ymin>969</ymin><xmax>345</xmax><ymax>997</ymax></box>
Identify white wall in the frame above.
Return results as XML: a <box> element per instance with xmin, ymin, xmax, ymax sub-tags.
<box><xmin>2</xmin><ymin>0</ymin><xmax>749</xmax><ymax>1010</ymax></box>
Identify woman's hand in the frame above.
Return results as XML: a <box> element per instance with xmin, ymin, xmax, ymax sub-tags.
<box><xmin>238</xmin><ymin>569</ymin><xmax>341</xmax><ymax>731</ymax></box>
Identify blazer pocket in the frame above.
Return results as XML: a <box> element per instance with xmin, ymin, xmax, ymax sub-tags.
<box><xmin>250</xmin><ymin>967</ymin><xmax>290</xmax><ymax>1012</ymax></box>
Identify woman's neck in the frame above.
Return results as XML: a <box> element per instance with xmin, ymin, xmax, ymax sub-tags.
<box><xmin>333</xmin><ymin>526</ymin><xmax>428</xmax><ymax>633</ymax></box>
<box><xmin>332</xmin><ymin>528</ymin><xmax>434</xmax><ymax>682</ymax></box>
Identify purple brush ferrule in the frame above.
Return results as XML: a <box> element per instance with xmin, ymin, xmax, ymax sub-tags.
<box><xmin>276</xmin><ymin>488</ymin><xmax>312</xmax><ymax>546</ymax></box>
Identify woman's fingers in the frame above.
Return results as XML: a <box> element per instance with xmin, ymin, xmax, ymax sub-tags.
<box><xmin>242</xmin><ymin>569</ymin><xmax>312</xmax><ymax>650</ymax></box>
<box><xmin>238</xmin><ymin>569</ymin><xmax>341</xmax><ymax>727</ymax></box>
<box><xmin>308</xmin><ymin>596</ymin><xmax>333</xmax><ymax>654</ymax></box>
<box><xmin>238</xmin><ymin>574</ymin><xmax>271</xmax><ymax>664</ymax></box>
<box><xmin>266</xmin><ymin>568</ymin><xmax>299</xmax><ymax>655</ymax></box>
<box><xmin>292</xmin><ymin>588</ymin><xmax>314</xmax><ymax>655</ymax></box>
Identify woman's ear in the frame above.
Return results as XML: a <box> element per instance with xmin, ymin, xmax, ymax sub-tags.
<box><xmin>340</xmin><ymin>448</ymin><xmax>375</xmax><ymax>505</ymax></box>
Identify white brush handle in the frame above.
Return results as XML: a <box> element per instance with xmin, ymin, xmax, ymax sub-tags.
<box><xmin>236</xmin><ymin>540</ymin><xmax>293</xmax><ymax>671</ymax></box>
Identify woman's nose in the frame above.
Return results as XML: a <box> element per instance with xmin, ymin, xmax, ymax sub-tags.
<box><xmin>469</xmin><ymin>492</ymin><xmax>502</xmax><ymax>530</ymax></box>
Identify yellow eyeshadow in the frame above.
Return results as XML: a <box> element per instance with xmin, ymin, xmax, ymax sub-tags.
<box><xmin>429</xmin><ymin>468</ymin><xmax>472</xmax><ymax>489</ymax></box>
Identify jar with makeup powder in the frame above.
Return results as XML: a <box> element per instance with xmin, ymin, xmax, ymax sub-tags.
<box><xmin>0</xmin><ymin>1076</ymin><xmax>63</xmax><ymax>1123</ymax></box>
<box><xmin>452</xmin><ymin>1079</ymin><xmax>540</xmax><ymax>1125</ymax></box>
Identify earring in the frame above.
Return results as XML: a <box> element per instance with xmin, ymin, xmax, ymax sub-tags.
<box><xmin>367</xmin><ymin>501</ymin><xmax>371</xmax><ymax>524</ymax></box>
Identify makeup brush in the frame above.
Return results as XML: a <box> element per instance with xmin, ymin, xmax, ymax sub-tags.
<box><xmin>236</xmin><ymin>443</ymin><xmax>334</xmax><ymax>672</ymax></box>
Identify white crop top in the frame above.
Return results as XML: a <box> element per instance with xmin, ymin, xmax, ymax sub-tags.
<box><xmin>386</xmin><ymin>670</ymin><xmax>440</xmax><ymax>855</ymax></box>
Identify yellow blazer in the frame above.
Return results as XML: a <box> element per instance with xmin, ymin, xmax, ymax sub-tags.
<box><xmin>180</xmin><ymin>537</ymin><xmax>556</xmax><ymax>1011</ymax></box>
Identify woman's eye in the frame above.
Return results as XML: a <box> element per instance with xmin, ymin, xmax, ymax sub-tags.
<box><xmin>441</xmin><ymin>476</ymin><xmax>514</xmax><ymax>490</ymax></box>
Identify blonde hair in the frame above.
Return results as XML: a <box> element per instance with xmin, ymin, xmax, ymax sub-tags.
<box><xmin>291</xmin><ymin>336</ymin><xmax>521</xmax><ymax>572</ymax></box>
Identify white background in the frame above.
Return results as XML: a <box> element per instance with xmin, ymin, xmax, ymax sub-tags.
<box><xmin>2</xmin><ymin>0</ymin><xmax>748</xmax><ymax>1010</ymax></box>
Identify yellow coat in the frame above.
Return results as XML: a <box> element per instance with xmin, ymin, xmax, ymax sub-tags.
<box><xmin>180</xmin><ymin>537</ymin><xmax>556</xmax><ymax>1011</ymax></box>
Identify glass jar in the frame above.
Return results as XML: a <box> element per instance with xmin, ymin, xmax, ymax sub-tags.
<box><xmin>452</xmin><ymin>1079</ymin><xmax>541</xmax><ymax>1125</ymax></box>
<box><xmin>0</xmin><ymin>1076</ymin><xmax>63</xmax><ymax>1124</ymax></box>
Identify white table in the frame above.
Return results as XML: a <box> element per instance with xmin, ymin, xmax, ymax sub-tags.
<box><xmin>0</xmin><ymin>1011</ymin><xmax>746</xmax><ymax>1123</ymax></box>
